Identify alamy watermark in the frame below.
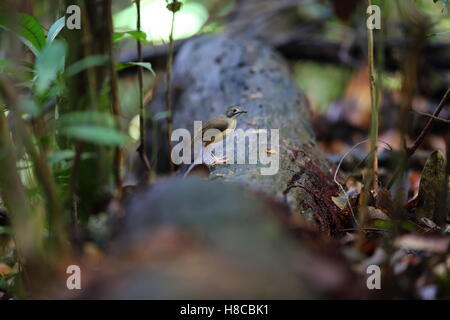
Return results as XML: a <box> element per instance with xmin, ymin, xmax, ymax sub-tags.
<box><xmin>366</xmin><ymin>264</ymin><xmax>381</xmax><ymax>290</ymax></box>
<box><xmin>367</xmin><ymin>5</ymin><xmax>381</xmax><ymax>30</ymax></box>
<box><xmin>66</xmin><ymin>5</ymin><xmax>81</xmax><ymax>30</ymax></box>
<box><xmin>66</xmin><ymin>264</ymin><xmax>81</xmax><ymax>290</ymax></box>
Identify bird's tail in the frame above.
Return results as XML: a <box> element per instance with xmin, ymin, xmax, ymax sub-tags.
<box><xmin>183</xmin><ymin>162</ymin><xmax>197</xmax><ymax>178</ymax></box>
<box><xmin>183</xmin><ymin>148</ymin><xmax>205</xmax><ymax>178</ymax></box>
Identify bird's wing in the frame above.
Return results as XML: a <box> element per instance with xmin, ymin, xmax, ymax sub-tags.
<box><xmin>202</xmin><ymin>117</ymin><xmax>230</xmax><ymax>134</ymax></box>
<box><xmin>192</xmin><ymin>116</ymin><xmax>230</xmax><ymax>143</ymax></box>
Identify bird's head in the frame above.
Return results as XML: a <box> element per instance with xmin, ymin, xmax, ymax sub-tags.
<box><xmin>225</xmin><ymin>105</ymin><xmax>247</xmax><ymax>119</ymax></box>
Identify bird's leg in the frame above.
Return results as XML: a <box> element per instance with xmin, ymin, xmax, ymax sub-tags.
<box><xmin>210</xmin><ymin>156</ymin><xmax>228</xmax><ymax>166</ymax></box>
<box><xmin>206</xmin><ymin>148</ymin><xmax>227</xmax><ymax>165</ymax></box>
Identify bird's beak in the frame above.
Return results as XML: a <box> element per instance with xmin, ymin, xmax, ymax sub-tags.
<box><xmin>238</xmin><ymin>110</ymin><xmax>247</xmax><ymax>114</ymax></box>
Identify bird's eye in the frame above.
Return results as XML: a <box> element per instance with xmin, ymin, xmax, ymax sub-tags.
<box><xmin>233</xmin><ymin>108</ymin><xmax>238</xmax><ymax>113</ymax></box>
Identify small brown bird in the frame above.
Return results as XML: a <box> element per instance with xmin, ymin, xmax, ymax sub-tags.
<box><xmin>184</xmin><ymin>105</ymin><xmax>247</xmax><ymax>177</ymax></box>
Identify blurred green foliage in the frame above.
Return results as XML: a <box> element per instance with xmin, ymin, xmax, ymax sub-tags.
<box><xmin>294</xmin><ymin>62</ymin><xmax>352</xmax><ymax>112</ymax></box>
<box><xmin>113</xmin><ymin>0</ymin><xmax>208</xmax><ymax>43</ymax></box>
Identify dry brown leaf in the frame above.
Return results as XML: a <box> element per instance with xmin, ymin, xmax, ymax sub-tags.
<box><xmin>331</xmin><ymin>194</ymin><xmax>347</xmax><ymax>210</ymax></box>
<box><xmin>394</xmin><ymin>234</ymin><xmax>450</xmax><ymax>253</ymax></box>
<box><xmin>342</xmin><ymin>65</ymin><xmax>371</xmax><ymax>129</ymax></box>
<box><xmin>83</xmin><ymin>242</ymin><xmax>105</xmax><ymax>264</ymax></box>
<box><xmin>345</xmin><ymin>178</ymin><xmax>363</xmax><ymax>195</ymax></box>
<box><xmin>0</xmin><ymin>263</ymin><xmax>12</xmax><ymax>276</ymax></box>
<box><xmin>367</xmin><ymin>206</ymin><xmax>389</xmax><ymax>221</ymax></box>
<box><xmin>420</xmin><ymin>217</ymin><xmax>440</xmax><ymax>230</ymax></box>
<box><xmin>408</xmin><ymin>170</ymin><xmax>421</xmax><ymax>197</ymax></box>
<box><xmin>374</xmin><ymin>188</ymin><xmax>394</xmax><ymax>215</ymax></box>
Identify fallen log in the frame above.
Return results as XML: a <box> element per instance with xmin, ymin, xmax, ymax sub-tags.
<box><xmin>145</xmin><ymin>34</ymin><xmax>351</xmax><ymax>234</ymax></box>
<box><xmin>75</xmin><ymin>179</ymin><xmax>367</xmax><ymax>299</ymax></box>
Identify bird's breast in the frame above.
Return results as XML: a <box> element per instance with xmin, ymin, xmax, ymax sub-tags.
<box><xmin>228</xmin><ymin>119</ymin><xmax>237</xmax><ymax>130</ymax></box>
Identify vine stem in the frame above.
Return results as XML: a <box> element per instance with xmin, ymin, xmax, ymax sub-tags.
<box><xmin>165</xmin><ymin>8</ymin><xmax>176</xmax><ymax>172</ymax></box>
<box><xmin>367</xmin><ymin>0</ymin><xmax>379</xmax><ymax>196</ymax></box>
<box><xmin>136</xmin><ymin>0</ymin><xmax>151</xmax><ymax>174</ymax></box>
<box><xmin>106</xmin><ymin>0</ymin><xmax>123</xmax><ymax>189</ymax></box>
<box><xmin>356</xmin><ymin>0</ymin><xmax>380</xmax><ymax>249</ymax></box>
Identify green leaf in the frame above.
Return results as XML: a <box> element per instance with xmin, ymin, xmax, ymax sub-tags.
<box><xmin>373</xmin><ymin>220</ymin><xmax>394</xmax><ymax>229</ymax></box>
<box><xmin>113</xmin><ymin>32</ymin><xmax>125</xmax><ymax>42</ymax></box>
<box><xmin>0</xmin><ymin>271</ymin><xmax>19</xmax><ymax>282</ymax></box>
<box><xmin>57</xmin><ymin>111</ymin><xmax>128</xmax><ymax>146</ymax></box>
<box><xmin>34</xmin><ymin>40</ymin><xmax>66</xmax><ymax>94</ymax></box>
<box><xmin>116</xmin><ymin>61</ymin><xmax>155</xmax><ymax>75</ymax></box>
<box><xmin>65</xmin><ymin>55</ymin><xmax>108</xmax><ymax>77</ymax></box>
<box><xmin>47</xmin><ymin>150</ymin><xmax>75</xmax><ymax>165</ymax></box>
<box><xmin>19</xmin><ymin>95</ymin><xmax>41</xmax><ymax>118</ymax></box>
<box><xmin>427</xmin><ymin>30</ymin><xmax>450</xmax><ymax>38</ymax></box>
<box><xmin>18</xmin><ymin>13</ymin><xmax>46</xmax><ymax>55</ymax></box>
<box><xmin>401</xmin><ymin>222</ymin><xmax>416</xmax><ymax>232</ymax></box>
<box><xmin>0</xmin><ymin>59</ymin><xmax>12</xmax><ymax>75</ymax></box>
<box><xmin>0</xmin><ymin>226</ymin><xmax>12</xmax><ymax>235</ymax></box>
<box><xmin>57</xmin><ymin>110</ymin><xmax>117</xmax><ymax>128</ymax></box>
<box><xmin>125</xmin><ymin>30</ymin><xmax>147</xmax><ymax>41</ymax></box>
<box><xmin>46</xmin><ymin>17</ymin><xmax>65</xmax><ymax>44</ymax></box>
<box><xmin>20</xmin><ymin>60</ymin><xmax>35</xmax><ymax>71</ymax></box>
<box><xmin>113</xmin><ymin>30</ymin><xmax>147</xmax><ymax>42</ymax></box>
<box><xmin>153</xmin><ymin>110</ymin><xmax>170</xmax><ymax>121</ymax></box>
<box><xmin>0</xmin><ymin>13</ymin><xmax>46</xmax><ymax>55</ymax></box>
<box><xmin>60</xmin><ymin>125</ymin><xmax>129</xmax><ymax>147</ymax></box>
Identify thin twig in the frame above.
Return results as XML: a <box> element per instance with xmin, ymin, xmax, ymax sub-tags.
<box><xmin>413</xmin><ymin>109</ymin><xmax>450</xmax><ymax>123</ymax></box>
<box><xmin>165</xmin><ymin>4</ymin><xmax>176</xmax><ymax>172</ymax></box>
<box><xmin>342</xmin><ymin>141</ymin><xmax>393</xmax><ymax>187</ymax></box>
<box><xmin>407</xmin><ymin>87</ymin><xmax>450</xmax><ymax>157</ymax></box>
<box><xmin>68</xmin><ymin>141</ymin><xmax>83</xmax><ymax>245</ymax></box>
<box><xmin>333</xmin><ymin>139</ymin><xmax>392</xmax><ymax>227</ymax></box>
<box><xmin>367</xmin><ymin>0</ymin><xmax>379</xmax><ymax>195</ymax></box>
<box><xmin>338</xmin><ymin>228</ymin><xmax>390</xmax><ymax>233</ymax></box>
<box><xmin>387</xmin><ymin>87</ymin><xmax>450</xmax><ymax>189</ymax></box>
<box><xmin>136</xmin><ymin>0</ymin><xmax>151</xmax><ymax>174</ymax></box>
<box><xmin>106</xmin><ymin>0</ymin><xmax>123</xmax><ymax>189</ymax></box>
<box><xmin>334</xmin><ymin>140</ymin><xmax>368</xmax><ymax>226</ymax></box>
<box><xmin>355</xmin><ymin>0</ymin><xmax>381</xmax><ymax>250</ymax></box>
